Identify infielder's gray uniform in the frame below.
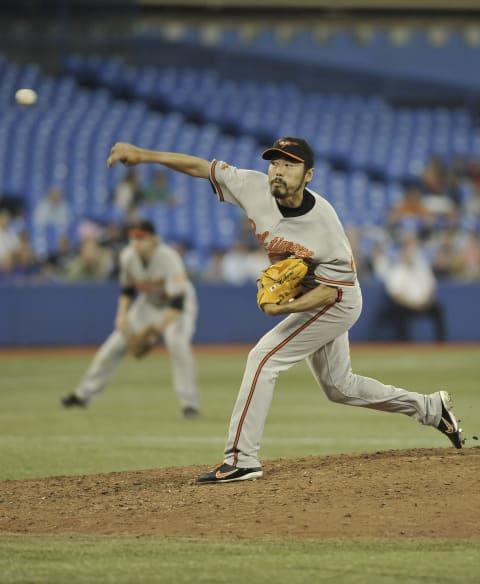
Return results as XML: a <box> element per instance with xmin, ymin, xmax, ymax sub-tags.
<box><xmin>74</xmin><ymin>241</ymin><xmax>200</xmax><ymax>411</ymax></box>
<box><xmin>210</xmin><ymin>160</ymin><xmax>443</xmax><ymax>468</ymax></box>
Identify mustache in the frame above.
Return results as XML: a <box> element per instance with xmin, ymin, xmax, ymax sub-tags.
<box><xmin>270</xmin><ymin>178</ymin><xmax>287</xmax><ymax>188</ymax></box>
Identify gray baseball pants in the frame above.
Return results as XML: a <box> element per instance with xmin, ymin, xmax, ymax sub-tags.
<box><xmin>224</xmin><ymin>286</ymin><xmax>444</xmax><ymax>468</ymax></box>
<box><xmin>74</xmin><ymin>294</ymin><xmax>199</xmax><ymax>411</ymax></box>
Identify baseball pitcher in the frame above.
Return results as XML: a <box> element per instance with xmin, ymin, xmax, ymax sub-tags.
<box><xmin>106</xmin><ymin>137</ymin><xmax>463</xmax><ymax>483</ymax></box>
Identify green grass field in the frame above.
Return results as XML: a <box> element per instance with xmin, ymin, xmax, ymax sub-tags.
<box><xmin>1</xmin><ymin>344</ymin><xmax>479</xmax><ymax>583</ymax></box>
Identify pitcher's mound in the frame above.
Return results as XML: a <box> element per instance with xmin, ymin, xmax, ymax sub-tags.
<box><xmin>1</xmin><ymin>448</ymin><xmax>478</xmax><ymax>538</ymax></box>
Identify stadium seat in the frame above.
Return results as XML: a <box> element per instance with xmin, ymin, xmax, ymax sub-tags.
<box><xmin>1</xmin><ymin>54</ymin><xmax>479</xmax><ymax>267</ymax></box>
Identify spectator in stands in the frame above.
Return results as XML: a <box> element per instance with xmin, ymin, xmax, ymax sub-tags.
<box><xmin>141</xmin><ymin>170</ymin><xmax>178</xmax><ymax>206</ymax></box>
<box><xmin>388</xmin><ymin>183</ymin><xmax>433</xmax><ymax>236</ymax></box>
<box><xmin>64</xmin><ymin>238</ymin><xmax>113</xmax><ymax>282</ymax></box>
<box><xmin>469</xmin><ymin>159</ymin><xmax>480</xmax><ymax>190</ymax></box>
<box><xmin>124</xmin><ymin>205</ymin><xmax>141</xmax><ymax>228</ymax></box>
<box><xmin>113</xmin><ymin>169</ymin><xmax>143</xmax><ymax>214</ymax></box>
<box><xmin>99</xmin><ymin>222</ymin><xmax>128</xmax><ymax>278</ymax></box>
<box><xmin>37</xmin><ymin>258</ymin><xmax>66</xmax><ymax>283</ymax></box>
<box><xmin>369</xmin><ymin>239</ymin><xmax>392</xmax><ymax>281</ymax></box>
<box><xmin>202</xmin><ymin>248</ymin><xmax>226</xmax><ymax>283</ymax></box>
<box><xmin>450</xmin><ymin>155</ymin><xmax>470</xmax><ymax>181</ymax></box>
<box><xmin>0</xmin><ymin>208</ymin><xmax>20</xmax><ymax>273</ymax></box>
<box><xmin>220</xmin><ymin>241</ymin><xmax>252</xmax><ymax>285</ymax></box>
<box><xmin>202</xmin><ymin>245</ymin><xmax>269</xmax><ymax>284</ymax></box>
<box><xmin>54</xmin><ymin>233</ymin><xmax>77</xmax><ymax>271</ymax></box>
<box><xmin>0</xmin><ymin>195</ymin><xmax>25</xmax><ymax>232</ymax></box>
<box><xmin>454</xmin><ymin>231</ymin><xmax>480</xmax><ymax>281</ymax></box>
<box><xmin>419</xmin><ymin>156</ymin><xmax>461</xmax><ymax>228</ymax></box>
<box><xmin>378</xmin><ymin>235</ymin><xmax>446</xmax><ymax>342</ymax></box>
<box><xmin>10</xmin><ymin>231</ymin><xmax>40</xmax><ymax>278</ymax></box>
<box><xmin>462</xmin><ymin>181</ymin><xmax>480</xmax><ymax>218</ymax></box>
<box><xmin>430</xmin><ymin>229</ymin><xmax>462</xmax><ymax>280</ymax></box>
<box><xmin>443</xmin><ymin>167</ymin><xmax>463</xmax><ymax>207</ymax></box>
<box><xmin>422</xmin><ymin>182</ymin><xmax>458</xmax><ymax>230</ymax></box>
<box><xmin>169</xmin><ymin>239</ymin><xmax>204</xmax><ymax>280</ymax></box>
<box><xmin>38</xmin><ymin>233</ymin><xmax>78</xmax><ymax>281</ymax></box>
<box><xmin>421</xmin><ymin>156</ymin><xmax>446</xmax><ymax>195</ymax></box>
<box><xmin>33</xmin><ymin>186</ymin><xmax>72</xmax><ymax>231</ymax></box>
<box><xmin>77</xmin><ymin>218</ymin><xmax>107</xmax><ymax>244</ymax></box>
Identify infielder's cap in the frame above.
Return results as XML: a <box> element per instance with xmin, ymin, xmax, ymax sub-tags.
<box><xmin>128</xmin><ymin>219</ymin><xmax>156</xmax><ymax>239</ymax></box>
<box><xmin>262</xmin><ymin>137</ymin><xmax>314</xmax><ymax>169</ymax></box>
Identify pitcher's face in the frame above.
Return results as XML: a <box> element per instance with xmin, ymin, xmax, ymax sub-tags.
<box><xmin>268</xmin><ymin>158</ymin><xmax>313</xmax><ymax>201</ymax></box>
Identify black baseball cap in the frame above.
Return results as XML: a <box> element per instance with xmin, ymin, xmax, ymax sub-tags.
<box><xmin>262</xmin><ymin>137</ymin><xmax>314</xmax><ymax>169</ymax></box>
<box><xmin>128</xmin><ymin>219</ymin><xmax>156</xmax><ymax>238</ymax></box>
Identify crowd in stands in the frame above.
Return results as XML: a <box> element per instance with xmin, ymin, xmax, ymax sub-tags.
<box><xmin>369</xmin><ymin>155</ymin><xmax>480</xmax><ymax>283</ymax></box>
<box><xmin>1</xmin><ymin>154</ymin><xmax>479</xmax><ymax>287</ymax></box>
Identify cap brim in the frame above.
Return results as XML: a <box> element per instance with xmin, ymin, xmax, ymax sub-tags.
<box><xmin>261</xmin><ymin>147</ymin><xmax>305</xmax><ymax>164</ymax></box>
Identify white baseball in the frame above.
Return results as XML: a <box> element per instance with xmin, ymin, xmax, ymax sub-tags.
<box><xmin>15</xmin><ymin>88</ymin><xmax>38</xmax><ymax>106</ymax></box>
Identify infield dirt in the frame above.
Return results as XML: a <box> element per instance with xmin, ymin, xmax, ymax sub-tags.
<box><xmin>1</xmin><ymin>448</ymin><xmax>478</xmax><ymax>539</ymax></box>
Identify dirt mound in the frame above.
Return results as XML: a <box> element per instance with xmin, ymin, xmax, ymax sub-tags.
<box><xmin>1</xmin><ymin>448</ymin><xmax>479</xmax><ymax>539</ymax></box>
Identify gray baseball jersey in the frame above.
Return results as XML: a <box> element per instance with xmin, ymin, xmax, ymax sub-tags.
<box><xmin>210</xmin><ymin>160</ymin><xmax>357</xmax><ymax>289</ymax></box>
<box><xmin>74</xmin><ymin>240</ymin><xmax>199</xmax><ymax>412</ymax></box>
<box><xmin>210</xmin><ymin>159</ymin><xmax>445</xmax><ymax>469</ymax></box>
<box><xmin>119</xmin><ymin>241</ymin><xmax>196</xmax><ymax>311</ymax></box>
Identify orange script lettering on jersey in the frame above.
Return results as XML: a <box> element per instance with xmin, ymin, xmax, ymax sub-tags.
<box><xmin>134</xmin><ymin>278</ymin><xmax>165</xmax><ymax>292</ymax></box>
<box><xmin>249</xmin><ymin>219</ymin><xmax>314</xmax><ymax>259</ymax></box>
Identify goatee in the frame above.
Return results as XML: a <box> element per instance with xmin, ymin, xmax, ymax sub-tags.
<box><xmin>271</xmin><ymin>181</ymin><xmax>287</xmax><ymax>199</ymax></box>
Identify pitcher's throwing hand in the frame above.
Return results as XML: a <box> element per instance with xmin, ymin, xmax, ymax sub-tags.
<box><xmin>107</xmin><ymin>142</ymin><xmax>142</xmax><ymax>168</ymax></box>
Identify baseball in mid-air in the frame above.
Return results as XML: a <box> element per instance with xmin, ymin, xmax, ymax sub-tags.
<box><xmin>15</xmin><ymin>88</ymin><xmax>38</xmax><ymax>106</ymax></box>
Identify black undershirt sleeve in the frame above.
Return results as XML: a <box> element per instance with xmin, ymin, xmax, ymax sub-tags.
<box><xmin>120</xmin><ymin>286</ymin><xmax>136</xmax><ymax>298</ymax></box>
<box><xmin>169</xmin><ymin>295</ymin><xmax>185</xmax><ymax>310</ymax></box>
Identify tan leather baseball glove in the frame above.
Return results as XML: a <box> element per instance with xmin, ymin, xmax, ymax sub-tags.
<box><xmin>257</xmin><ymin>258</ymin><xmax>308</xmax><ymax>310</ymax></box>
<box><xmin>127</xmin><ymin>326</ymin><xmax>159</xmax><ymax>359</ymax></box>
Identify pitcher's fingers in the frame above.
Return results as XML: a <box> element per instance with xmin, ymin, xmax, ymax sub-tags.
<box><xmin>107</xmin><ymin>153</ymin><xmax>121</xmax><ymax>168</ymax></box>
<box><xmin>107</xmin><ymin>143</ymin><xmax>121</xmax><ymax>167</ymax></box>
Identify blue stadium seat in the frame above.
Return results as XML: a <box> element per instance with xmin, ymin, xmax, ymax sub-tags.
<box><xmin>1</xmin><ymin>55</ymin><xmax>479</xmax><ymax>265</ymax></box>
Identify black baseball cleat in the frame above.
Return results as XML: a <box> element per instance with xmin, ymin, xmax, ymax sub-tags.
<box><xmin>61</xmin><ymin>394</ymin><xmax>87</xmax><ymax>408</ymax></box>
<box><xmin>197</xmin><ymin>463</ymin><xmax>263</xmax><ymax>484</ymax></box>
<box><xmin>182</xmin><ymin>406</ymin><xmax>200</xmax><ymax>419</ymax></box>
<box><xmin>437</xmin><ymin>391</ymin><xmax>463</xmax><ymax>449</ymax></box>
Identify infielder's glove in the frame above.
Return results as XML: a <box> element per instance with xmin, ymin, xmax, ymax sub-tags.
<box><xmin>257</xmin><ymin>257</ymin><xmax>308</xmax><ymax>310</ymax></box>
<box><xmin>127</xmin><ymin>326</ymin><xmax>159</xmax><ymax>359</ymax></box>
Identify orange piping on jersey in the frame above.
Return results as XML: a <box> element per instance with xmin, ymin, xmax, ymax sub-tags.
<box><xmin>210</xmin><ymin>160</ymin><xmax>225</xmax><ymax>202</ymax></box>
<box><xmin>232</xmin><ymin>303</ymin><xmax>335</xmax><ymax>466</ymax></box>
<box><xmin>315</xmin><ymin>276</ymin><xmax>356</xmax><ymax>286</ymax></box>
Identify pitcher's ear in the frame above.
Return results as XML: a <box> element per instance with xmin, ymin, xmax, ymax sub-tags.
<box><xmin>305</xmin><ymin>166</ymin><xmax>315</xmax><ymax>184</ymax></box>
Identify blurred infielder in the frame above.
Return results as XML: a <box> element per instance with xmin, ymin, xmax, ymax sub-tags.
<box><xmin>107</xmin><ymin>138</ymin><xmax>463</xmax><ymax>483</ymax></box>
<box><xmin>61</xmin><ymin>219</ymin><xmax>200</xmax><ymax>418</ymax></box>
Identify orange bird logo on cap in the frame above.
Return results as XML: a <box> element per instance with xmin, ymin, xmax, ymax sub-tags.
<box><xmin>278</xmin><ymin>139</ymin><xmax>299</xmax><ymax>148</ymax></box>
